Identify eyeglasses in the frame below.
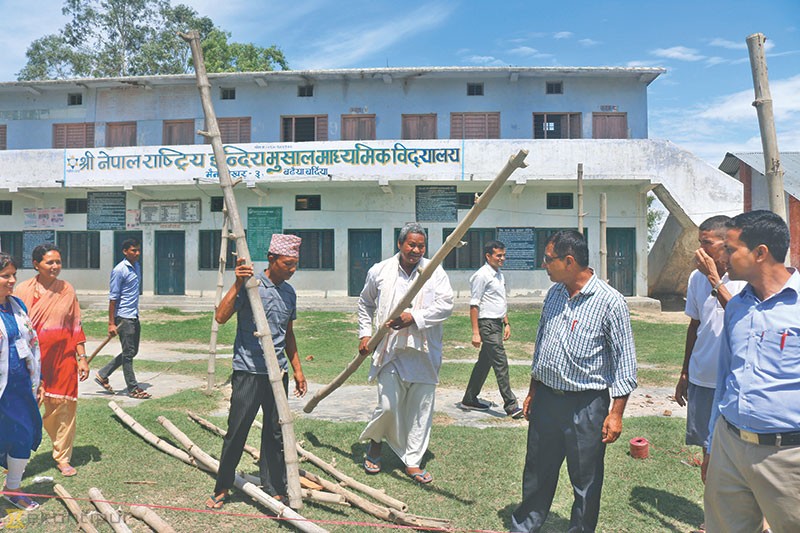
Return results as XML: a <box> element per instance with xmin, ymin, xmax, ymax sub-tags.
<box><xmin>542</xmin><ymin>254</ymin><xmax>563</xmax><ymax>264</ymax></box>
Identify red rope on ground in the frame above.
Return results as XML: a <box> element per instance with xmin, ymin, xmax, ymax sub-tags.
<box><xmin>0</xmin><ymin>489</ymin><xmax>506</xmax><ymax>532</ymax></box>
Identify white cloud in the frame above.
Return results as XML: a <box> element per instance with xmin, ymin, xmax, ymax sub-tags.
<box><xmin>651</xmin><ymin>46</ymin><xmax>705</xmax><ymax>61</ymax></box>
<box><xmin>705</xmin><ymin>56</ymin><xmax>728</xmax><ymax>66</ymax></box>
<box><xmin>507</xmin><ymin>46</ymin><xmax>552</xmax><ymax>59</ymax></box>
<box><xmin>464</xmin><ymin>55</ymin><xmax>507</xmax><ymax>66</ymax></box>
<box><xmin>709</xmin><ymin>38</ymin><xmax>747</xmax><ymax>50</ymax></box>
<box><xmin>626</xmin><ymin>60</ymin><xmax>662</xmax><ymax>67</ymax></box>
<box><xmin>297</xmin><ymin>3</ymin><xmax>454</xmax><ymax>69</ymax></box>
<box><xmin>578</xmin><ymin>38</ymin><xmax>600</xmax><ymax>47</ymax></box>
<box><xmin>553</xmin><ymin>31</ymin><xmax>573</xmax><ymax>39</ymax></box>
<box><xmin>697</xmin><ymin>75</ymin><xmax>800</xmax><ymax>122</ymax></box>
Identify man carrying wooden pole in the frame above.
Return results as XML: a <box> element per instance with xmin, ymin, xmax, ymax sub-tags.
<box><xmin>179</xmin><ymin>30</ymin><xmax>303</xmax><ymax>509</ymax></box>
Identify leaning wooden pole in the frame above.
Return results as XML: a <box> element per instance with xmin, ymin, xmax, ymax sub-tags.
<box><xmin>304</xmin><ymin>149</ymin><xmax>528</xmax><ymax>412</ymax></box>
<box><xmin>54</xmin><ymin>484</ymin><xmax>99</xmax><ymax>533</ymax></box>
<box><xmin>179</xmin><ymin>30</ymin><xmax>302</xmax><ymax>508</ymax></box>
<box><xmin>207</xmin><ymin>213</ymin><xmax>231</xmax><ymax>393</ymax></box>
<box><xmin>88</xmin><ymin>488</ymin><xmax>132</xmax><ymax>533</ymax></box>
<box><xmin>746</xmin><ymin>33</ymin><xmax>787</xmax><ymax>222</ymax></box>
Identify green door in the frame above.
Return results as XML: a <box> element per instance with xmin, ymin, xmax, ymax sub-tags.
<box><xmin>348</xmin><ymin>229</ymin><xmax>381</xmax><ymax>296</ymax></box>
<box><xmin>113</xmin><ymin>231</ymin><xmax>143</xmax><ymax>294</ymax></box>
<box><xmin>607</xmin><ymin>228</ymin><xmax>635</xmax><ymax>297</ymax></box>
<box><xmin>155</xmin><ymin>231</ymin><xmax>185</xmax><ymax>295</ymax></box>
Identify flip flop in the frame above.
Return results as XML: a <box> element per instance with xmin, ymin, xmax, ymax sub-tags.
<box><xmin>205</xmin><ymin>493</ymin><xmax>225</xmax><ymax>510</ymax></box>
<box><xmin>406</xmin><ymin>469</ymin><xmax>433</xmax><ymax>484</ymax></box>
<box><xmin>363</xmin><ymin>454</ymin><xmax>381</xmax><ymax>474</ymax></box>
<box><xmin>94</xmin><ymin>372</ymin><xmax>114</xmax><ymax>394</ymax></box>
<box><xmin>3</xmin><ymin>492</ymin><xmax>40</xmax><ymax>511</ymax></box>
<box><xmin>56</xmin><ymin>463</ymin><xmax>77</xmax><ymax>477</ymax></box>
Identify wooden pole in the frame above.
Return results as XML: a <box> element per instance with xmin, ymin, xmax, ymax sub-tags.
<box><xmin>207</xmin><ymin>214</ymin><xmax>230</xmax><ymax>393</ymax></box>
<box><xmin>239</xmin><ymin>473</ymin><xmax>349</xmax><ymax>506</ymax></box>
<box><xmin>157</xmin><ymin>416</ymin><xmax>328</xmax><ymax>533</ymax></box>
<box><xmin>187</xmin><ymin>411</ymin><xmax>260</xmax><ymax>459</ymax></box>
<box><xmin>746</xmin><ymin>33</ymin><xmax>787</xmax><ymax>222</ymax></box>
<box><xmin>54</xmin><ymin>484</ymin><xmax>99</xmax><ymax>533</ymax></box>
<box><xmin>88</xmin><ymin>488</ymin><xmax>132</xmax><ymax>533</ymax></box>
<box><xmin>179</xmin><ymin>30</ymin><xmax>302</xmax><ymax>509</ymax></box>
<box><xmin>304</xmin><ymin>149</ymin><xmax>528</xmax><ymax>412</ymax></box>
<box><xmin>86</xmin><ymin>334</ymin><xmax>113</xmax><ymax>364</ymax></box>
<box><xmin>129</xmin><ymin>506</ymin><xmax>176</xmax><ymax>533</ymax></box>
<box><xmin>577</xmin><ymin>163</ymin><xmax>584</xmax><ymax>234</ymax></box>
<box><xmin>599</xmin><ymin>193</ymin><xmax>608</xmax><ymax>281</ymax></box>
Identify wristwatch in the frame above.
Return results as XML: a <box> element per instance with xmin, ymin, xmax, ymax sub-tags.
<box><xmin>710</xmin><ymin>279</ymin><xmax>724</xmax><ymax>298</ymax></box>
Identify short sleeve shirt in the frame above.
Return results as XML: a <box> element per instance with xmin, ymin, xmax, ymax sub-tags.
<box><xmin>232</xmin><ymin>271</ymin><xmax>296</xmax><ymax>375</ymax></box>
<box><xmin>469</xmin><ymin>263</ymin><xmax>507</xmax><ymax>319</ymax></box>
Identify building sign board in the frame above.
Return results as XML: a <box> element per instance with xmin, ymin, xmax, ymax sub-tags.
<box><xmin>415</xmin><ymin>185</ymin><xmax>457</xmax><ymax>222</ymax></box>
<box><xmin>496</xmin><ymin>227</ymin><xmax>537</xmax><ymax>270</ymax></box>
<box><xmin>247</xmin><ymin>207</ymin><xmax>283</xmax><ymax>262</ymax></box>
<box><xmin>87</xmin><ymin>191</ymin><xmax>126</xmax><ymax>230</ymax></box>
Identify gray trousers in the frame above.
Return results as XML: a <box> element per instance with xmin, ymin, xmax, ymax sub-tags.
<box><xmin>98</xmin><ymin>317</ymin><xmax>140</xmax><ymax>392</ymax></box>
<box><xmin>462</xmin><ymin>318</ymin><xmax>517</xmax><ymax>412</ymax></box>
<box><xmin>511</xmin><ymin>384</ymin><xmax>609</xmax><ymax>533</ymax></box>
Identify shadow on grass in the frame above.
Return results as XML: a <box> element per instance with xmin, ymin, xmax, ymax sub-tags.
<box><xmin>24</xmin><ymin>444</ymin><xmax>102</xmax><ymax>477</ymax></box>
<box><xmin>629</xmin><ymin>486</ymin><xmax>703</xmax><ymax>531</ymax></box>
<box><xmin>497</xmin><ymin>503</ymin><xmax>570</xmax><ymax>532</ymax></box>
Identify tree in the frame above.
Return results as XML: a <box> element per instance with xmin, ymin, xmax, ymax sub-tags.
<box><xmin>647</xmin><ymin>192</ymin><xmax>665</xmax><ymax>244</ymax></box>
<box><xmin>17</xmin><ymin>0</ymin><xmax>287</xmax><ymax>80</ymax></box>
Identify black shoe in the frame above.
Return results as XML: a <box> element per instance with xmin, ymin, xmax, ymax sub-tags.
<box><xmin>460</xmin><ymin>399</ymin><xmax>490</xmax><ymax>411</ymax></box>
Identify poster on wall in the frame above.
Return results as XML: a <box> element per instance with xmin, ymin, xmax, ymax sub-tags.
<box><xmin>496</xmin><ymin>227</ymin><xmax>537</xmax><ymax>270</ymax></box>
<box><xmin>415</xmin><ymin>185</ymin><xmax>457</xmax><ymax>222</ymax></box>
<box><xmin>139</xmin><ymin>200</ymin><xmax>201</xmax><ymax>224</ymax></box>
<box><xmin>22</xmin><ymin>230</ymin><xmax>56</xmax><ymax>269</ymax></box>
<box><xmin>23</xmin><ymin>208</ymin><xmax>65</xmax><ymax>229</ymax></box>
<box><xmin>87</xmin><ymin>191</ymin><xmax>127</xmax><ymax>230</ymax></box>
<box><xmin>247</xmin><ymin>207</ymin><xmax>283</xmax><ymax>261</ymax></box>
<box><xmin>127</xmin><ymin>209</ymin><xmax>141</xmax><ymax>229</ymax></box>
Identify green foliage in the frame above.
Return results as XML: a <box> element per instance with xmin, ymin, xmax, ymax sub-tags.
<box><xmin>647</xmin><ymin>193</ymin><xmax>665</xmax><ymax>244</ymax></box>
<box><xmin>17</xmin><ymin>0</ymin><xmax>288</xmax><ymax>80</ymax></box>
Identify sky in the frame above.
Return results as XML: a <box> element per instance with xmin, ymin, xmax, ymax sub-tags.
<box><xmin>0</xmin><ymin>0</ymin><xmax>797</xmax><ymax>165</ymax></box>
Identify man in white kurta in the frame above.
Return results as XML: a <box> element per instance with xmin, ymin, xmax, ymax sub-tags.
<box><xmin>358</xmin><ymin>224</ymin><xmax>454</xmax><ymax>484</ymax></box>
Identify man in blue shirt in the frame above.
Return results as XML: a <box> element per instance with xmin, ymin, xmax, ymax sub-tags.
<box><xmin>704</xmin><ymin>210</ymin><xmax>800</xmax><ymax>531</ymax></box>
<box><xmin>207</xmin><ymin>234</ymin><xmax>307</xmax><ymax>509</ymax></box>
<box><xmin>511</xmin><ymin>230</ymin><xmax>637</xmax><ymax>533</ymax></box>
<box><xmin>94</xmin><ymin>238</ymin><xmax>149</xmax><ymax>399</ymax></box>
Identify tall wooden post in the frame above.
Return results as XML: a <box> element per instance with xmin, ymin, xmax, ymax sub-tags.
<box><xmin>747</xmin><ymin>33</ymin><xmax>786</xmax><ymax>222</ymax></box>
<box><xmin>179</xmin><ymin>31</ymin><xmax>302</xmax><ymax>509</ymax></box>
<box><xmin>206</xmin><ymin>214</ymin><xmax>230</xmax><ymax>393</ymax></box>
<box><xmin>577</xmin><ymin>163</ymin><xmax>584</xmax><ymax>234</ymax></box>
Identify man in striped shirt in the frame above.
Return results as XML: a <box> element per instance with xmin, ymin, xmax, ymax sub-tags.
<box><xmin>511</xmin><ymin>230</ymin><xmax>637</xmax><ymax>533</ymax></box>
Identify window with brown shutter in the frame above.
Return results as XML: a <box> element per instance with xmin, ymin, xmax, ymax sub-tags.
<box><xmin>0</xmin><ymin>125</ymin><xmax>6</xmax><ymax>150</ymax></box>
<box><xmin>341</xmin><ymin>115</ymin><xmax>376</xmax><ymax>141</ymax></box>
<box><xmin>163</xmin><ymin>119</ymin><xmax>196</xmax><ymax>145</ymax></box>
<box><xmin>53</xmin><ymin>123</ymin><xmax>95</xmax><ymax>149</ymax></box>
<box><xmin>217</xmin><ymin>117</ymin><xmax>251</xmax><ymax>144</ymax></box>
<box><xmin>106</xmin><ymin>122</ymin><xmax>137</xmax><ymax>147</ymax></box>
<box><xmin>401</xmin><ymin>114</ymin><xmax>437</xmax><ymax>139</ymax></box>
<box><xmin>280</xmin><ymin>115</ymin><xmax>328</xmax><ymax>142</ymax></box>
<box><xmin>450</xmin><ymin>112</ymin><xmax>500</xmax><ymax>139</ymax></box>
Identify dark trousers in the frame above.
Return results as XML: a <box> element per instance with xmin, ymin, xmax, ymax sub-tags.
<box><xmin>511</xmin><ymin>385</ymin><xmax>610</xmax><ymax>533</ymax></box>
<box><xmin>215</xmin><ymin>371</ymin><xmax>289</xmax><ymax>497</ymax></box>
<box><xmin>98</xmin><ymin>317</ymin><xmax>140</xmax><ymax>392</ymax></box>
<box><xmin>463</xmin><ymin>318</ymin><xmax>517</xmax><ymax>412</ymax></box>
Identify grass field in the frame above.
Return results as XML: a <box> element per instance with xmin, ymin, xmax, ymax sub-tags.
<box><xmin>4</xmin><ymin>307</ymin><xmax>701</xmax><ymax>532</ymax></box>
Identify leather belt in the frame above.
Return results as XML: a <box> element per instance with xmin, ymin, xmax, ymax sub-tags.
<box><xmin>725</xmin><ymin>418</ymin><xmax>800</xmax><ymax>447</ymax></box>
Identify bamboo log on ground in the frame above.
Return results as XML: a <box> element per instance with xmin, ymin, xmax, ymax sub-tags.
<box><xmin>129</xmin><ymin>505</ymin><xmax>177</xmax><ymax>533</ymax></box>
<box><xmin>53</xmin><ymin>484</ymin><xmax>99</xmax><ymax>533</ymax></box>
<box><xmin>187</xmin><ymin>411</ymin><xmax>260</xmax><ymax>460</ymax></box>
<box><xmin>157</xmin><ymin>416</ymin><xmax>327</xmax><ymax>533</ymax></box>
<box><xmin>109</xmin><ymin>401</ymin><xmax>206</xmax><ymax>471</ymax></box>
<box><xmin>240</xmin><ymin>473</ymin><xmax>349</xmax><ymax>506</ymax></box>
<box><xmin>303</xmin><ymin>149</ymin><xmax>528</xmax><ymax>413</ymax></box>
<box><xmin>300</xmin><ymin>470</ymin><xmax>452</xmax><ymax>530</ymax></box>
<box><xmin>207</xmin><ymin>215</ymin><xmax>231</xmax><ymax>393</ymax></box>
<box><xmin>88</xmin><ymin>488</ymin><xmax>132</xmax><ymax>533</ymax></box>
<box><xmin>295</xmin><ymin>443</ymin><xmax>408</xmax><ymax>512</ymax></box>
<box><xmin>179</xmin><ymin>29</ymin><xmax>302</xmax><ymax>509</ymax></box>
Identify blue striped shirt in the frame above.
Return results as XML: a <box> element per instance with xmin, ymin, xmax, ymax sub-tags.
<box><xmin>531</xmin><ymin>274</ymin><xmax>637</xmax><ymax>397</ymax></box>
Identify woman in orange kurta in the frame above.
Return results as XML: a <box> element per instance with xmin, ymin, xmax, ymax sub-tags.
<box><xmin>15</xmin><ymin>244</ymin><xmax>88</xmax><ymax>477</ymax></box>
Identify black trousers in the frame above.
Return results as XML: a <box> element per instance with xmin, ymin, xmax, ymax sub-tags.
<box><xmin>462</xmin><ymin>318</ymin><xmax>517</xmax><ymax>412</ymax></box>
<box><xmin>511</xmin><ymin>385</ymin><xmax>610</xmax><ymax>533</ymax></box>
<box><xmin>215</xmin><ymin>371</ymin><xmax>289</xmax><ymax>497</ymax></box>
<box><xmin>98</xmin><ymin>317</ymin><xmax>140</xmax><ymax>392</ymax></box>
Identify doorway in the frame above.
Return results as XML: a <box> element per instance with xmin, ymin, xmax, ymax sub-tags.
<box><xmin>607</xmin><ymin>228</ymin><xmax>636</xmax><ymax>296</ymax></box>
<box><xmin>154</xmin><ymin>231</ymin><xmax>185</xmax><ymax>295</ymax></box>
<box><xmin>348</xmin><ymin>229</ymin><xmax>381</xmax><ymax>296</ymax></box>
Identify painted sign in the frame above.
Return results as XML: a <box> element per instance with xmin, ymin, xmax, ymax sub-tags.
<box><xmin>22</xmin><ymin>230</ymin><xmax>56</xmax><ymax>269</ymax></box>
<box><xmin>140</xmin><ymin>200</ymin><xmax>201</xmax><ymax>224</ymax></box>
<box><xmin>87</xmin><ymin>191</ymin><xmax>126</xmax><ymax>230</ymax></box>
<box><xmin>415</xmin><ymin>185</ymin><xmax>457</xmax><ymax>222</ymax></box>
<box><xmin>247</xmin><ymin>207</ymin><xmax>283</xmax><ymax>262</ymax></box>
<box><xmin>496</xmin><ymin>227</ymin><xmax>537</xmax><ymax>270</ymax></box>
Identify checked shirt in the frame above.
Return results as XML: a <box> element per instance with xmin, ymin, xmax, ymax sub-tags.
<box><xmin>531</xmin><ymin>273</ymin><xmax>637</xmax><ymax>398</ymax></box>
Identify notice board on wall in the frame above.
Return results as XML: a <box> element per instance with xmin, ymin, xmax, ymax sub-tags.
<box><xmin>415</xmin><ymin>185</ymin><xmax>457</xmax><ymax>222</ymax></box>
<box><xmin>247</xmin><ymin>207</ymin><xmax>283</xmax><ymax>261</ymax></box>
<box><xmin>22</xmin><ymin>230</ymin><xmax>56</xmax><ymax>269</ymax></box>
<box><xmin>87</xmin><ymin>191</ymin><xmax>126</xmax><ymax>230</ymax></box>
<box><xmin>496</xmin><ymin>227</ymin><xmax>537</xmax><ymax>270</ymax></box>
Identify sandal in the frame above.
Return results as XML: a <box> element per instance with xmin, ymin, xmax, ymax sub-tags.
<box><xmin>56</xmin><ymin>463</ymin><xmax>77</xmax><ymax>477</ymax></box>
<box><xmin>94</xmin><ymin>372</ymin><xmax>114</xmax><ymax>394</ymax></box>
<box><xmin>205</xmin><ymin>493</ymin><xmax>226</xmax><ymax>510</ymax></box>
<box><xmin>3</xmin><ymin>491</ymin><xmax>40</xmax><ymax>511</ymax></box>
<box><xmin>128</xmin><ymin>387</ymin><xmax>152</xmax><ymax>399</ymax></box>
<box><xmin>406</xmin><ymin>469</ymin><xmax>433</xmax><ymax>484</ymax></box>
<box><xmin>363</xmin><ymin>454</ymin><xmax>381</xmax><ymax>474</ymax></box>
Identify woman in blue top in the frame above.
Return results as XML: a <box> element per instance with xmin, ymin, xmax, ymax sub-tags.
<box><xmin>0</xmin><ymin>252</ymin><xmax>42</xmax><ymax>512</ymax></box>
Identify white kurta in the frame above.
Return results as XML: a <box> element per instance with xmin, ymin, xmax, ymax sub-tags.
<box><xmin>357</xmin><ymin>255</ymin><xmax>454</xmax><ymax>467</ymax></box>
